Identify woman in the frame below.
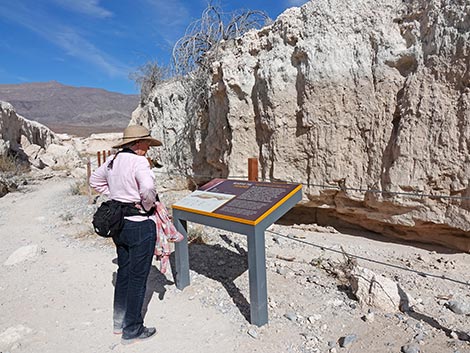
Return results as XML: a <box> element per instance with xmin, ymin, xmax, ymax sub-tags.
<box><xmin>89</xmin><ymin>125</ymin><xmax>161</xmax><ymax>345</ymax></box>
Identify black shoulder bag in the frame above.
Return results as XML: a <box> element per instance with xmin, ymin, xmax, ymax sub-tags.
<box><xmin>92</xmin><ymin>148</ymin><xmax>155</xmax><ymax>238</ymax></box>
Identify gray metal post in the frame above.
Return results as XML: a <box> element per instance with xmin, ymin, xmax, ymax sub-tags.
<box><xmin>173</xmin><ymin>217</ymin><xmax>190</xmax><ymax>290</ymax></box>
<box><xmin>247</xmin><ymin>227</ymin><xmax>268</xmax><ymax>326</ymax></box>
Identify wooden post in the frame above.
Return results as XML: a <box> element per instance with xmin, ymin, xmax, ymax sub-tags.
<box><xmin>107</xmin><ymin>150</ymin><xmax>111</xmax><ymax>157</ymax></box>
<box><xmin>248</xmin><ymin>158</ymin><xmax>258</xmax><ymax>181</ymax></box>
<box><xmin>102</xmin><ymin>150</ymin><xmax>106</xmax><ymax>163</ymax></box>
<box><xmin>97</xmin><ymin>151</ymin><xmax>102</xmax><ymax>167</ymax></box>
<box><xmin>86</xmin><ymin>158</ymin><xmax>92</xmax><ymax>204</ymax></box>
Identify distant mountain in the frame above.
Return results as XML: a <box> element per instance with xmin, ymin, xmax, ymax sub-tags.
<box><xmin>0</xmin><ymin>81</ymin><xmax>139</xmax><ymax>136</ymax></box>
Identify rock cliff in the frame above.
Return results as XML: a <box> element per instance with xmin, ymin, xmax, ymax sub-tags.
<box><xmin>0</xmin><ymin>101</ymin><xmax>81</xmax><ymax>171</ymax></box>
<box><xmin>132</xmin><ymin>0</ymin><xmax>470</xmax><ymax>252</ymax></box>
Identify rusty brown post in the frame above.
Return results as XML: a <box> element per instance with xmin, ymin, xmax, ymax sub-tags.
<box><xmin>107</xmin><ymin>150</ymin><xmax>111</xmax><ymax>157</ymax></box>
<box><xmin>97</xmin><ymin>151</ymin><xmax>102</xmax><ymax>167</ymax></box>
<box><xmin>86</xmin><ymin>157</ymin><xmax>92</xmax><ymax>204</ymax></box>
<box><xmin>248</xmin><ymin>158</ymin><xmax>258</xmax><ymax>181</ymax></box>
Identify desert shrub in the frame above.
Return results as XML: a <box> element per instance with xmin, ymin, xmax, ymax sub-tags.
<box><xmin>172</xmin><ymin>3</ymin><xmax>270</xmax><ymax>77</ymax></box>
<box><xmin>188</xmin><ymin>225</ymin><xmax>210</xmax><ymax>244</ymax></box>
<box><xmin>172</xmin><ymin>3</ymin><xmax>270</xmax><ymax>111</ymax></box>
<box><xmin>129</xmin><ymin>60</ymin><xmax>170</xmax><ymax>103</ymax></box>
<box><xmin>70</xmin><ymin>179</ymin><xmax>90</xmax><ymax>196</ymax></box>
<box><xmin>0</xmin><ymin>154</ymin><xmax>30</xmax><ymax>174</ymax></box>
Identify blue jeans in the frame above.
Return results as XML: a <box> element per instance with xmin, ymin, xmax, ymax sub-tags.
<box><xmin>112</xmin><ymin>219</ymin><xmax>156</xmax><ymax>339</ymax></box>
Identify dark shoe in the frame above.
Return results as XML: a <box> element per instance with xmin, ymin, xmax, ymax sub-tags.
<box><xmin>121</xmin><ymin>327</ymin><xmax>156</xmax><ymax>345</ymax></box>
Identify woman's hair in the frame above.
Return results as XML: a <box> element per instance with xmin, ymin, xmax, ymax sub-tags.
<box><xmin>121</xmin><ymin>140</ymin><xmax>139</xmax><ymax>149</ymax></box>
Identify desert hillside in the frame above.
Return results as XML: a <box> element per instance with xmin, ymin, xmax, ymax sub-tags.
<box><xmin>0</xmin><ymin>81</ymin><xmax>138</xmax><ymax>136</ymax></box>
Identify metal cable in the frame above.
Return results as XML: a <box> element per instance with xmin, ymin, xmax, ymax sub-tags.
<box><xmin>266</xmin><ymin>228</ymin><xmax>470</xmax><ymax>287</ymax></box>
<box><xmin>154</xmin><ymin>170</ymin><xmax>470</xmax><ymax>201</ymax></box>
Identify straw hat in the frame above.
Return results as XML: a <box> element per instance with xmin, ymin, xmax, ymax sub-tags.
<box><xmin>112</xmin><ymin>125</ymin><xmax>162</xmax><ymax>148</ymax></box>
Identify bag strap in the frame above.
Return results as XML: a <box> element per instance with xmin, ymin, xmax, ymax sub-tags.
<box><xmin>107</xmin><ymin>148</ymin><xmax>136</xmax><ymax>170</ymax></box>
<box><xmin>108</xmin><ymin>148</ymin><xmax>157</xmax><ymax>216</ymax></box>
<box><xmin>109</xmin><ymin>199</ymin><xmax>154</xmax><ymax>217</ymax></box>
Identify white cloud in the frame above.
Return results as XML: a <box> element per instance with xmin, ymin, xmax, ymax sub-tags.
<box><xmin>54</xmin><ymin>28</ymin><xmax>129</xmax><ymax>77</ymax></box>
<box><xmin>0</xmin><ymin>3</ymin><xmax>129</xmax><ymax>78</ymax></box>
<box><xmin>52</xmin><ymin>0</ymin><xmax>113</xmax><ymax>18</ymax></box>
<box><xmin>286</xmin><ymin>0</ymin><xmax>309</xmax><ymax>7</ymax></box>
<box><xmin>145</xmin><ymin>0</ymin><xmax>191</xmax><ymax>30</ymax></box>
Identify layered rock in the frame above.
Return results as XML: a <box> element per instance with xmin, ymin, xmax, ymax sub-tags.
<box><xmin>132</xmin><ymin>0</ymin><xmax>470</xmax><ymax>251</ymax></box>
<box><xmin>0</xmin><ymin>101</ymin><xmax>81</xmax><ymax>171</ymax></box>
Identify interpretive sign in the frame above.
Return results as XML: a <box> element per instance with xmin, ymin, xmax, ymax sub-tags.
<box><xmin>172</xmin><ymin>178</ymin><xmax>302</xmax><ymax>327</ymax></box>
<box><xmin>173</xmin><ymin>179</ymin><xmax>302</xmax><ymax>225</ymax></box>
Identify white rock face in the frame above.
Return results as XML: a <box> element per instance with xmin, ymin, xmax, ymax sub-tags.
<box><xmin>132</xmin><ymin>0</ymin><xmax>470</xmax><ymax>251</ymax></box>
<box><xmin>0</xmin><ymin>101</ymin><xmax>82</xmax><ymax>170</ymax></box>
<box><xmin>0</xmin><ymin>101</ymin><xmax>58</xmax><ymax>154</ymax></box>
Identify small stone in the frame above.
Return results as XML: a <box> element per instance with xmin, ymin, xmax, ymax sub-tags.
<box><xmin>4</xmin><ymin>245</ymin><xmax>40</xmax><ymax>266</ymax></box>
<box><xmin>277</xmin><ymin>267</ymin><xmax>288</xmax><ymax>275</ymax></box>
<box><xmin>308</xmin><ymin>314</ymin><xmax>321</xmax><ymax>323</ymax></box>
<box><xmin>395</xmin><ymin>313</ymin><xmax>405</xmax><ymax>321</ymax></box>
<box><xmin>414</xmin><ymin>332</ymin><xmax>425</xmax><ymax>342</ymax></box>
<box><xmin>247</xmin><ymin>328</ymin><xmax>258</xmax><ymax>339</ymax></box>
<box><xmin>447</xmin><ymin>300</ymin><xmax>470</xmax><ymax>315</ymax></box>
<box><xmin>401</xmin><ymin>343</ymin><xmax>420</xmax><ymax>353</ymax></box>
<box><xmin>338</xmin><ymin>334</ymin><xmax>357</xmax><ymax>348</ymax></box>
<box><xmin>361</xmin><ymin>312</ymin><xmax>375</xmax><ymax>322</ymax></box>
<box><xmin>284</xmin><ymin>311</ymin><xmax>297</xmax><ymax>321</ymax></box>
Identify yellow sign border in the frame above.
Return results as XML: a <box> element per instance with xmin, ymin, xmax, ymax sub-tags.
<box><xmin>172</xmin><ymin>184</ymin><xmax>302</xmax><ymax>226</ymax></box>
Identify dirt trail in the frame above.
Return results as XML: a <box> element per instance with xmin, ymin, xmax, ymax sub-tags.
<box><xmin>0</xmin><ymin>178</ymin><xmax>257</xmax><ymax>353</ymax></box>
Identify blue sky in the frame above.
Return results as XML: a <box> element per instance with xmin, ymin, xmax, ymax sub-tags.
<box><xmin>0</xmin><ymin>0</ymin><xmax>308</xmax><ymax>95</ymax></box>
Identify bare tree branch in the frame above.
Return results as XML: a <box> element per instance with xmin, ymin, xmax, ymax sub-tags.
<box><xmin>129</xmin><ymin>61</ymin><xmax>169</xmax><ymax>103</ymax></box>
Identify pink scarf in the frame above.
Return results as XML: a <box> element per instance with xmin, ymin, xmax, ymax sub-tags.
<box><xmin>154</xmin><ymin>201</ymin><xmax>184</xmax><ymax>273</ymax></box>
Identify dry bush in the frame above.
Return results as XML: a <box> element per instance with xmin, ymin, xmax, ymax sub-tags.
<box><xmin>0</xmin><ymin>154</ymin><xmax>30</xmax><ymax>174</ymax></box>
<box><xmin>172</xmin><ymin>3</ymin><xmax>270</xmax><ymax>76</ymax></box>
<box><xmin>172</xmin><ymin>2</ymin><xmax>270</xmax><ymax>109</ymax></box>
<box><xmin>70</xmin><ymin>179</ymin><xmax>90</xmax><ymax>196</ymax></box>
<box><xmin>129</xmin><ymin>60</ymin><xmax>170</xmax><ymax>103</ymax></box>
<box><xmin>188</xmin><ymin>225</ymin><xmax>210</xmax><ymax>244</ymax></box>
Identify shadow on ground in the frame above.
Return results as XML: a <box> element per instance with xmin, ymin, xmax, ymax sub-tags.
<box><xmin>111</xmin><ymin>259</ymin><xmax>175</xmax><ymax>319</ymax></box>
<box><xmin>177</xmin><ymin>235</ymin><xmax>251</xmax><ymax>322</ymax></box>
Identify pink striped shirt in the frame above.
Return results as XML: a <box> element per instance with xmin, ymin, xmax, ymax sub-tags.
<box><xmin>89</xmin><ymin>152</ymin><xmax>157</xmax><ymax>222</ymax></box>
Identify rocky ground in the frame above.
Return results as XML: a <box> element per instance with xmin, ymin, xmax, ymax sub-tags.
<box><xmin>0</xmin><ymin>175</ymin><xmax>469</xmax><ymax>353</ymax></box>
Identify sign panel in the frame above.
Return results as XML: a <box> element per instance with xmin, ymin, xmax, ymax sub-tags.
<box><xmin>172</xmin><ymin>179</ymin><xmax>302</xmax><ymax>225</ymax></box>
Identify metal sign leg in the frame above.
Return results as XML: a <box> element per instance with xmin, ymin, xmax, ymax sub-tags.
<box><xmin>247</xmin><ymin>228</ymin><xmax>268</xmax><ymax>326</ymax></box>
<box><xmin>174</xmin><ymin>218</ymin><xmax>190</xmax><ymax>290</ymax></box>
